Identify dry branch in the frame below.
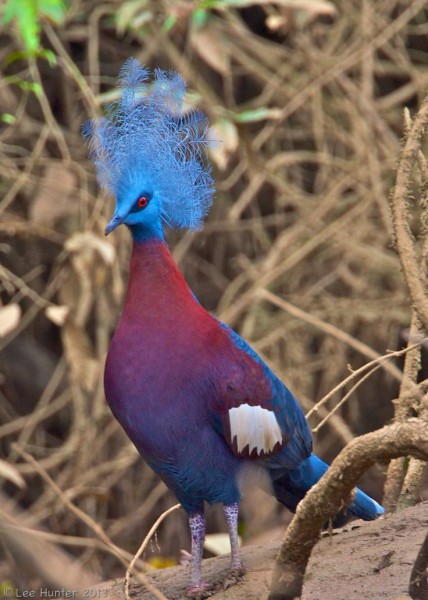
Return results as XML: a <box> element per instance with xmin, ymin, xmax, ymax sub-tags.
<box><xmin>12</xmin><ymin>445</ymin><xmax>134</xmax><ymax>569</ymax></box>
<box><xmin>268</xmin><ymin>419</ymin><xmax>428</xmax><ymax>600</ymax></box>
<box><xmin>385</xmin><ymin>92</ymin><xmax>428</xmax><ymax>510</ymax></box>
<box><xmin>390</xmin><ymin>94</ymin><xmax>428</xmax><ymax>330</ymax></box>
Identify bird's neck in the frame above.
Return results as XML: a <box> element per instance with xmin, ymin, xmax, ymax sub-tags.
<box><xmin>122</xmin><ymin>238</ymin><xmax>194</xmax><ymax>323</ymax></box>
<box><xmin>129</xmin><ymin>220</ymin><xmax>164</xmax><ymax>242</ymax></box>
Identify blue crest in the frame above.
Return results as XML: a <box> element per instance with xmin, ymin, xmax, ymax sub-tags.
<box><xmin>83</xmin><ymin>58</ymin><xmax>215</xmax><ymax>230</ymax></box>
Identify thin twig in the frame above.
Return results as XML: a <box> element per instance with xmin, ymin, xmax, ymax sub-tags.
<box><xmin>12</xmin><ymin>445</ymin><xmax>132</xmax><ymax>570</ymax></box>
<box><xmin>306</xmin><ymin>341</ymin><xmax>424</xmax><ymax>422</ymax></box>
<box><xmin>125</xmin><ymin>504</ymin><xmax>181</xmax><ymax>600</ymax></box>
<box><xmin>259</xmin><ymin>288</ymin><xmax>403</xmax><ymax>382</ymax></box>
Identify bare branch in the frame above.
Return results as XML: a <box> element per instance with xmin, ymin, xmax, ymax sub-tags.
<box><xmin>390</xmin><ymin>94</ymin><xmax>428</xmax><ymax>330</ymax></box>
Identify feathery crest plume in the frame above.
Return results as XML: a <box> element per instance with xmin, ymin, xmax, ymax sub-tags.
<box><xmin>83</xmin><ymin>58</ymin><xmax>214</xmax><ymax>230</ymax></box>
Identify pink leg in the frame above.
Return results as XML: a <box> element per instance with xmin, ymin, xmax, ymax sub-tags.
<box><xmin>187</xmin><ymin>511</ymin><xmax>208</xmax><ymax>595</ymax></box>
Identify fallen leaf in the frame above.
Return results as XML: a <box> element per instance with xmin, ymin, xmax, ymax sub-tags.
<box><xmin>191</xmin><ymin>25</ymin><xmax>230</xmax><ymax>76</ymax></box>
<box><xmin>0</xmin><ymin>304</ymin><xmax>21</xmax><ymax>337</ymax></box>
<box><xmin>204</xmin><ymin>533</ymin><xmax>241</xmax><ymax>555</ymax></box>
<box><xmin>62</xmin><ymin>322</ymin><xmax>99</xmax><ymax>392</ymax></box>
<box><xmin>209</xmin><ymin>119</ymin><xmax>239</xmax><ymax>170</ymax></box>
<box><xmin>65</xmin><ymin>232</ymin><xmax>116</xmax><ymax>265</ymax></box>
<box><xmin>0</xmin><ymin>459</ymin><xmax>26</xmax><ymax>488</ymax></box>
<box><xmin>265</xmin><ymin>14</ymin><xmax>288</xmax><ymax>31</ymax></box>
<box><xmin>45</xmin><ymin>305</ymin><xmax>70</xmax><ymax>326</ymax></box>
<box><xmin>115</xmin><ymin>0</ymin><xmax>153</xmax><ymax>35</ymax></box>
<box><xmin>213</xmin><ymin>0</ymin><xmax>336</xmax><ymax>14</ymax></box>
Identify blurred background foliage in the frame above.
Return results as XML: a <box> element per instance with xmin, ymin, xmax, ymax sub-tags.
<box><xmin>1</xmin><ymin>0</ymin><xmax>428</xmax><ymax>589</ymax></box>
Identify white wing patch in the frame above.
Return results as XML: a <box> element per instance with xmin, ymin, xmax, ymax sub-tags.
<box><xmin>228</xmin><ymin>404</ymin><xmax>283</xmax><ymax>455</ymax></box>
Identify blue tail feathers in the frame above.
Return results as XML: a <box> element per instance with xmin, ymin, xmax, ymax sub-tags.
<box><xmin>270</xmin><ymin>454</ymin><xmax>384</xmax><ymax>526</ymax></box>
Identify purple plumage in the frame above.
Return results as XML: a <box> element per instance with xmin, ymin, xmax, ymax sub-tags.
<box><xmin>84</xmin><ymin>59</ymin><xmax>384</xmax><ymax>594</ymax></box>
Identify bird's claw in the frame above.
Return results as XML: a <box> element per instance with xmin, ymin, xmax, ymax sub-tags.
<box><xmin>186</xmin><ymin>581</ymin><xmax>211</xmax><ymax>598</ymax></box>
<box><xmin>223</xmin><ymin>565</ymin><xmax>246</xmax><ymax>589</ymax></box>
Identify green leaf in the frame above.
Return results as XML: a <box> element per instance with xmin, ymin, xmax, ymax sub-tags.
<box><xmin>1</xmin><ymin>0</ymin><xmax>67</xmax><ymax>55</ymax></box>
<box><xmin>162</xmin><ymin>14</ymin><xmax>176</xmax><ymax>32</ymax></box>
<box><xmin>2</xmin><ymin>0</ymin><xmax>18</xmax><ymax>25</ymax></box>
<box><xmin>3</xmin><ymin>50</ymin><xmax>28</xmax><ymax>65</ymax></box>
<box><xmin>191</xmin><ymin>8</ymin><xmax>209</xmax><ymax>28</ymax></box>
<box><xmin>17</xmin><ymin>79</ymin><xmax>42</xmax><ymax>96</ymax></box>
<box><xmin>233</xmin><ymin>107</ymin><xmax>282</xmax><ymax>123</ymax></box>
<box><xmin>38</xmin><ymin>48</ymin><xmax>57</xmax><ymax>66</ymax></box>
<box><xmin>0</xmin><ymin>113</ymin><xmax>16</xmax><ymax>124</ymax></box>
<box><xmin>30</xmin><ymin>81</ymin><xmax>42</xmax><ymax>97</ymax></box>
<box><xmin>115</xmin><ymin>0</ymin><xmax>152</xmax><ymax>35</ymax></box>
<box><xmin>199</xmin><ymin>0</ymin><xmax>240</xmax><ymax>7</ymax></box>
<box><xmin>21</xmin><ymin>2</ymin><xmax>39</xmax><ymax>53</ymax></box>
<box><xmin>2</xmin><ymin>0</ymin><xmax>39</xmax><ymax>53</ymax></box>
<box><xmin>39</xmin><ymin>0</ymin><xmax>67</xmax><ymax>24</ymax></box>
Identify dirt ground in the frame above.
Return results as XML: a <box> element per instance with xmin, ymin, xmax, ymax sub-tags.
<box><xmin>93</xmin><ymin>501</ymin><xmax>428</xmax><ymax>600</ymax></box>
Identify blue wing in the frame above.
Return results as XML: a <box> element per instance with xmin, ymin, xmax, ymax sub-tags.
<box><xmin>211</xmin><ymin>319</ymin><xmax>313</xmax><ymax>469</ymax></box>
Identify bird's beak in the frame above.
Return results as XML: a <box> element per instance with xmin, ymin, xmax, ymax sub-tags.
<box><xmin>105</xmin><ymin>214</ymin><xmax>124</xmax><ymax>236</ymax></box>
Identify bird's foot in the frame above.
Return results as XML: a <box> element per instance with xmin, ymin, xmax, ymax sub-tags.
<box><xmin>186</xmin><ymin>581</ymin><xmax>211</xmax><ymax>599</ymax></box>
<box><xmin>223</xmin><ymin>564</ymin><xmax>246</xmax><ymax>589</ymax></box>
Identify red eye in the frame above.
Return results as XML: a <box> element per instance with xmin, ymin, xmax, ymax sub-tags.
<box><xmin>137</xmin><ymin>196</ymin><xmax>148</xmax><ymax>208</ymax></box>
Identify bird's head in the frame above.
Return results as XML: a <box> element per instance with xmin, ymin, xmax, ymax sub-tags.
<box><xmin>83</xmin><ymin>59</ymin><xmax>214</xmax><ymax>241</ymax></box>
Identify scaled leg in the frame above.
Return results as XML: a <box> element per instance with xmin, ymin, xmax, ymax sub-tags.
<box><xmin>188</xmin><ymin>510</ymin><xmax>207</xmax><ymax>594</ymax></box>
<box><xmin>223</xmin><ymin>502</ymin><xmax>243</xmax><ymax>572</ymax></box>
